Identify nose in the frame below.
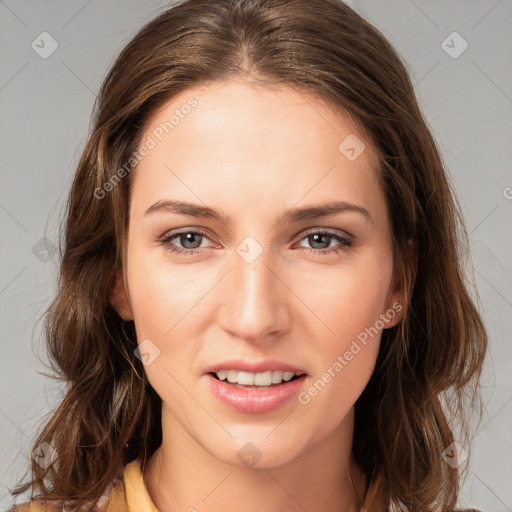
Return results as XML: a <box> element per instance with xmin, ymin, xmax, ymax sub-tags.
<box><xmin>217</xmin><ymin>243</ymin><xmax>290</xmax><ymax>344</ymax></box>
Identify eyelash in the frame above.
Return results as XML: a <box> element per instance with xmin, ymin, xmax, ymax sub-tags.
<box><xmin>157</xmin><ymin>228</ymin><xmax>353</xmax><ymax>257</ymax></box>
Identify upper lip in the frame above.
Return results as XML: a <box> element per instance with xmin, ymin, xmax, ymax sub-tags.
<box><xmin>203</xmin><ymin>358</ymin><xmax>307</xmax><ymax>375</ymax></box>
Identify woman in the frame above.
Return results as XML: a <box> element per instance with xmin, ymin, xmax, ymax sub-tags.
<box><xmin>10</xmin><ymin>0</ymin><xmax>488</xmax><ymax>510</ymax></box>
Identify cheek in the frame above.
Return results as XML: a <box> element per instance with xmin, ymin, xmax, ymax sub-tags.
<box><xmin>126</xmin><ymin>242</ymin><xmax>201</xmax><ymax>338</ymax></box>
<box><xmin>126</xmin><ymin>254</ymin><xmax>199</xmax><ymax>409</ymax></box>
<box><xmin>297</xmin><ymin>288</ymin><xmax>383</xmax><ymax>433</ymax></box>
<box><xmin>125</xmin><ymin>247</ymin><xmax>198</xmax><ymax>388</ymax></box>
<box><xmin>294</xmin><ymin>250</ymin><xmax>391</xmax><ymax>409</ymax></box>
<box><xmin>299</xmin><ymin>248</ymin><xmax>393</xmax><ymax>348</ymax></box>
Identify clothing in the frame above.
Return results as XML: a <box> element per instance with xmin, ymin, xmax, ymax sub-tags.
<box><xmin>98</xmin><ymin>458</ymin><xmax>159</xmax><ymax>512</ymax></box>
<box><xmin>100</xmin><ymin>459</ymin><xmax>385</xmax><ymax>511</ymax></box>
<box><xmin>12</xmin><ymin>458</ymin><xmax>483</xmax><ymax>512</ymax></box>
<box><xmin>10</xmin><ymin>460</ymin><xmax>157</xmax><ymax>512</ymax></box>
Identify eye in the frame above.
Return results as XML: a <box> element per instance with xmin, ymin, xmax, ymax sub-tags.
<box><xmin>294</xmin><ymin>229</ymin><xmax>353</xmax><ymax>256</ymax></box>
<box><xmin>157</xmin><ymin>228</ymin><xmax>353</xmax><ymax>257</ymax></box>
<box><xmin>158</xmin><ymin>228</ymin><xmax>216</xmax><ymax>256</ymax></box>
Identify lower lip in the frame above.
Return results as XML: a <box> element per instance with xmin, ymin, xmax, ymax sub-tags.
<box><xmin>205</xmin><ymin>374</ymin><xmax>307</xmax><ymax>414</ymax></box>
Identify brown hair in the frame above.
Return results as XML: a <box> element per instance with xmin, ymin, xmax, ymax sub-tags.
<box><xmin>11</xmin><ymin>0</ymin><xmax>488</xmax><ymax>511</ymax></box>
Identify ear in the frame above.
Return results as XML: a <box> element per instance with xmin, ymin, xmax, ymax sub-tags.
<box><xmin>381</xmin><ymin>238</ymin><xmax>416</xmax><ymax>329</ymax></box>
<box><xmin>110</xmin><ymin>269</ymin><xmax>134</xmax><ymax>321</ymax></box>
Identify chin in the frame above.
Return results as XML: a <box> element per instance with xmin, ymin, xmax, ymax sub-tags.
<box><xmin>205</xmin><ymin>430</ymin><xmax>308</xmax><ymax>470</ymax></box>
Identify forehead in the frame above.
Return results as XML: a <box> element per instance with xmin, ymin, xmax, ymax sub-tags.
<box><xmin>130</xmin><ymin>80</ymin><xmax>384</xmax><ymax>223</ymax></box>
<box><xmin>143</xmin><ymin>79</ymin><xmax>378</xmax><ymax>161</ymax></box>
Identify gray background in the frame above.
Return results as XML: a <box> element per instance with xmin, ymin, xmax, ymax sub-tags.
<box><xmin>0</xmin><ymin>0</ymin><xmax>511</xmax><ymax>510</ymax></box>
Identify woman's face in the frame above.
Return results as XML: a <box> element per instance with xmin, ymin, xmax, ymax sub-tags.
<box><xmin>113</xmin><ymin>80</ymin><xmax>402</xmax><ymax>468</ymax></box>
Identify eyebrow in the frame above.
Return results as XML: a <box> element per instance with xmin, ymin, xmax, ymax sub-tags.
<box><xmin>144</xmin><ymin>199</ymin><xmax>372</xmax><ymax>224</ymax></box>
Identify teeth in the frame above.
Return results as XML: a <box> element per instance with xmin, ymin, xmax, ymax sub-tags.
<box><xmin>214</xmin><ymin>369</ymin><xmax>299</xmax><ymax>386</ymax></box>
<box><xmin>254</xmin><ymin>370</ymin><xmax>272</xmax><ymax>385</ymax></box>
<box><xmin>271</xmin><ymin>370</ymin><xmax>283</xmax><ymax>384</ymax></box>
<box><xmin>237</xmin><ymin>371</ymin><xmax>254</xmax><ymax>385</ymax></box>
<box><xmin>216</xmin><ymin>370</ymin><xmax>227</xmax><ymax>381</ymax></box>
<box><xmin>282</xmin><ymin>371</ymin><xmax>295</xmax><ymax>381</ymax></box>
<box><xmin>226</xmin><ymin>370</ymin><xmax>238</xmax><ymax>383</ymax></box>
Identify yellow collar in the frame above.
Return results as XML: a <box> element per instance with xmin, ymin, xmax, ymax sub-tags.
<box><xmin>106</xmin><ymin>458</ymin><xmax>159</xmax><ymax>512</ymax></box>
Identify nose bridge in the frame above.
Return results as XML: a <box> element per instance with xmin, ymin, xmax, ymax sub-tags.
<box><xmin>219</xmin><ymin>236</ymin><xmax>287</xmax><ymax>341</ymax></box>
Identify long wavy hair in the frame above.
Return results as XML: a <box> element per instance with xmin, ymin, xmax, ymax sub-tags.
<box><xmin>11</xmin><ymin>0</ymin><xmax>488</xmax><ymax>511</ymax></box>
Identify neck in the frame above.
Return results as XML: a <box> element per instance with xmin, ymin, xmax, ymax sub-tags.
<box><xmin>143</xmin><ymin>406</ymin><xmax>368</xmax><ymax>512</ymax></box>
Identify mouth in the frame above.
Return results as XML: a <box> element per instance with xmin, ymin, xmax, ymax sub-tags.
<box><xmin>208</xmin><ymin>369</ymin><xmax>305</xmax><ymax>389</ymax></box>
<box><xmin>203</xmin><ymin>359</ymin><xmax>308</xmax><ymax>413</ymax></box>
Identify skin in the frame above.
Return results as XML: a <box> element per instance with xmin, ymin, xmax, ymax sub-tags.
<box><xmin>111</xmin><ymin>79</ymin><xmax>403</xmax><ymax>512</ymax></box>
